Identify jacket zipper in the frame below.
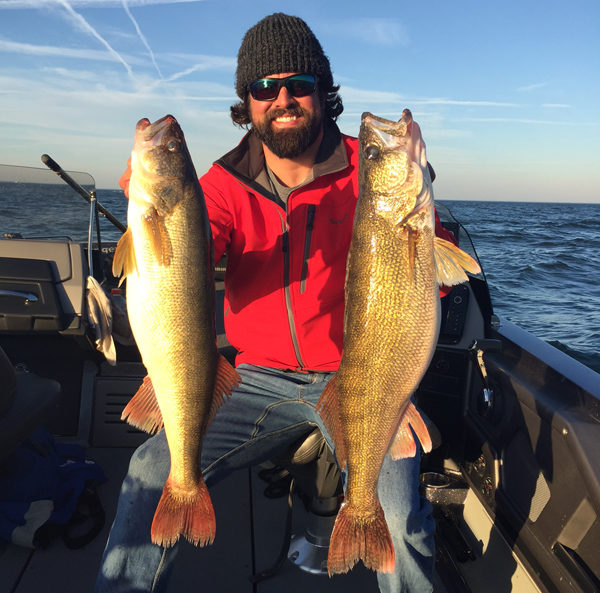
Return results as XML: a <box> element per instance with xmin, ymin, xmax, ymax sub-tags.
<box><xmin>279</xmin><ymin>210</ymin><xmax>305</xmax><ymax>370</ymax></box>
<box><xmin>300</xmin><ymin>204</ymin><xmax>315</xmax><ymax>294</ymax></box>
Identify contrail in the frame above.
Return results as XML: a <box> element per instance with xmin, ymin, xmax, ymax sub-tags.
<box><xmin>57</xmin><ymin>0</ymin><xmax>134</xmax><ymax>78</ymax></box>
<box><xmin>122</xmin><ymin>0</ymin><xmax>163</xmax><ymax>78</ymax></box>
<box><xmin>163</xmin><ymin>63</ymin><xmax>209</xmax><ymax>83</ymax></box>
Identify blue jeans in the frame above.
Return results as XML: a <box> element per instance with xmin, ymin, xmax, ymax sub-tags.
<box><xmin>94</xmin><ymin>365</ymin><xmax>434</xmax><ymax>593</ymax></box>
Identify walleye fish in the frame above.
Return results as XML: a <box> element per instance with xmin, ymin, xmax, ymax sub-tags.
<box><xmin>317</xmin><ymin>110</ymin><xmax>480</xmax><ymax>575</ymax></box>
<box><xmin>112</xmin><ymin>115</ymin><xmax>240</xmax><ymax>547</ymax></box>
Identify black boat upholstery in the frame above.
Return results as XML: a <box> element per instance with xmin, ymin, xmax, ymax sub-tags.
<box><xmin>0</xmin><ymin>345</ymin><xmax>61</xmax><ymax>463</ymax></box>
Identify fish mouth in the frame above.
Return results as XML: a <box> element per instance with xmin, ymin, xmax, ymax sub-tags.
<box><xmin>129</xmin><ymin>114</ymin><xmax>191</xmax><ymax>213</ymax></box>
<box><xmin>361</xmin><ymin>112</ymin><xmax>408</xmax><ymax>148</ymax></box>
<box><xmin>131</xmin><ymin>114</ymin><xmax>187</xmax><ymax>181</ymax></box>
<box><xmin>360</xmin><ymin>111</ymin><xmax>434</xmax><ymax>220</ymax></box>
<box><xmin>135</xmin><ymin>114</ymin><xmax>180</xmax><ymax>147</ymax></box>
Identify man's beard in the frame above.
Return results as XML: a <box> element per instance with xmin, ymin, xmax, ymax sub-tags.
<box><xmin>252</xmin><ymin>106</ymin><xmax>323</xmax><ymax>159</ymax></box>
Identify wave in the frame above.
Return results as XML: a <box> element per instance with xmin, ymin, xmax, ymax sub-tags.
<box><xmin>547</xmin><ymin>341</ymin><xmax>600</xmax><ymax>374</ymax></box>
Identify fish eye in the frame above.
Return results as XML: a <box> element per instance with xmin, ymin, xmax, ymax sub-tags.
<box><xmin>167</xmin><ymin>140</ymin><xmax>179</xmax><ymax>152</ymax></box>
<box><xmin>365</xmin><ymin>144</ymin><xmax>380</xmax><ymax>160</ymax></box>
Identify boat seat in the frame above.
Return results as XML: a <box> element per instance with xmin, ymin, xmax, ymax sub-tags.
<box><xmin>255</xmin><ymin>409</ymin><xmax>442</xmax><ymax>578</ymax></box>
<box><xmin>272</xmin><ymin>427</ymin><xmax>342</xmax><ymax>500</ymax></box>
<box><xmin>269</xmin><ymin>406</ymin><xmax>441</xmax><ymax>496</ymax></box>
<box><xmin>0</xmin><ymin>345</ymin><xmax>62</xmax><ymax>464</ymax></box>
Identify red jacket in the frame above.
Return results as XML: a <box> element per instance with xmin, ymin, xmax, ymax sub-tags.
<box><xmin>199</xmin><ymin>123</ymin><xmax>455</xmax><ymax>371</ymax></box>
<box><xmin>119</xmin><ymin>123</ymin><xmax>455</xmax><ymax>371</ymax></box>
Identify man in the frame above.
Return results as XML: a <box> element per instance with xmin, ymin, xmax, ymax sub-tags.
<box><xmin>95</xmin><ymin>12</ymin><xmax>451</xmax><ymax>593</ymax></box>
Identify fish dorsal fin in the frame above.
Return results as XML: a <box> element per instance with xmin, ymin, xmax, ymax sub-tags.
<box><xmin>316</xmin><ymin>376</ymin><xmax>348</xmax><ymax>471</ymax></box>
<box><xmin>434</xmin><ymin>237</ymin><xmax>481</xmax><ymax>287</ymax></box>
<box><xmin>206</xmin><ymin>354</ymin><xmax>242</xmax><ymax>426</ymax></box>
<box><xmin>121</xmin><ymin>375</ymin><xmax>164</xmax><ymax>434</ymax></box>
<box><xmin>112</xmin><ymin>227</ymin><xmax>137</xmax><ymax>285</ymax></box>
<box><xmin>389</xmin><ymin>401</ymin><xmax>432</xmax><ymax>459</ymax></box>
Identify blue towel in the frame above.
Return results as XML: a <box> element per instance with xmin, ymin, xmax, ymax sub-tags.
<box><xmin>0</xmin><ymin>428</ymin><xmax>105</xmax><ymax>548</ymax></box>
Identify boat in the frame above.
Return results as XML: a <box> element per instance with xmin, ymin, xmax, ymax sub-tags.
<box><xmin>0</xmin><ymin>160</ymin><xmax>598</xmax><ymax>593</ymax></box>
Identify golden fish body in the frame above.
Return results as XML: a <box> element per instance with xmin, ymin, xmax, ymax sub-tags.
<box><xmin>113</xmin><ymin>115</ymin><xmax>239</xmax><ymax>547</ymax></box>
<box><xmin>319</xmin><ymin>111</ymin><xmax>480</xmax><ymax>575</ymax></box>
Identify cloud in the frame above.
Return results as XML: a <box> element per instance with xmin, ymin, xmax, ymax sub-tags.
<box><xmin>459</xmin><ymin>116</ymin><xmax>572</xmax><ymax>125</ymax></box>
<box><xmin>340</xmin><ymin>86</ymin><xmax>520</xmax><ymax>109</ymax></box>
<box><xmin>417</xmin><ymin>98</ymin><xmax>519</xmax><ymax>108</ymax></box>
<box><xmin>0</xmin><ymin>0</ymin><xmax>205</xmax><ymax>8</ymax></box>
<box><xmin>341</xmin><ymin>86</ymin><xmax>404</xmax><ymax>104</ymax></box>
<box><xmin>160</xmin><ymin>56</ymin><xmax>235</xmax><ymax>80</ymax></box>
<box><xmin>326</xmin><ymin>18</ymin><xmax>410</xmax><ymax>47</ymax></box>
<box><xmin>517</xmin><ymin>81</ymin><xmax>549</xmax><ymax>92</ymax></box>
<box><xmin>0</xmin><ymin>37</ymin><xmax>146</xmax><ymax>64</ymax></box>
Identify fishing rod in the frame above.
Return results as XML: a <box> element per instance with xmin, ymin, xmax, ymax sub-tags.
<box><xmin>41</xmin><ymin>154</ymin><xmax>127</xmax><ymax>233</ymax></box>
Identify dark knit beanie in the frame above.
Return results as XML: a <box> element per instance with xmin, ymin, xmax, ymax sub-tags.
<box><xmin>235</xmin><ymin>13</ymin><xmax>333</xmax><ymax>99</ymax></box>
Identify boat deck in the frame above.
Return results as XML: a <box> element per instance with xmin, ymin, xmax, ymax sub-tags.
<box><xmin>0</xmin><ymin>445</ymin><xmax>384</xmax><ymax>593</ymax></box>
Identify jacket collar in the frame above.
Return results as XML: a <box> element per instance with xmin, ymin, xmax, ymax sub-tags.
<box><xmin>215</xmin><ymin>119</ymin><xmax>349</xmax><ymax>200</ymax></box>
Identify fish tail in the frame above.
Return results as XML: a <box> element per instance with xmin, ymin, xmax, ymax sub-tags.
<box><xmin>151</xmin><ymin>475</ymin><xmax>215</xmax><ymax>548</ymax></box>
<box><xmin>327</xmin><ymin>501</ymin><xmax>395</xmax><ymax>576</ymax></box>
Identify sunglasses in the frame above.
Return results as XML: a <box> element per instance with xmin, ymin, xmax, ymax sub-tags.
<box><xmin>248</xmin><ymin>74</ymin><xmax>317</xmax><ymax>101</ymax></box>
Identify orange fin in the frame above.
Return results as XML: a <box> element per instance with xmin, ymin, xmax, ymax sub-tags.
<box><xmin>121</xmin><ymin>375</ymin><xmax>164</xmax><ymax>434</ymax></box>
<box><xmin>327</xmin><ymin>501</ymin><xmax>395</xmax><ymax>575</ymax></box>
<box><xmin>316</xmin><ymin>376</ymin><xmax>347</xmax><ymax>471</ymax></box>
<box><xmin>143</xmin><ymin>208</ymin><xmax>171</xmax><ymax>266</ymax></box>
<box><xmin>151</xmin><ymin>475</ymin><xmax>215</xmax><ymax>548</ymax></box>
<box><xmin>206</xmin><ymin>354</ymin><xmax>241</xmax><ymax>425</ymax></box>
<box><xmin>389</xmin><ymin>402</ymin><xmax>432</xmax><ymax>460</ymax></box>
<box><xmin>112</xmin><ymin>227</ymin><xmax>137</xmax><ymax>285</ymax></box>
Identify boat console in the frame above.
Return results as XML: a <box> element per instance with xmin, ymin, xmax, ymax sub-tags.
<box><xmin>0</xmin><ymin>239</ymin><xmax>88</xmax><ymax>333</ymax></box>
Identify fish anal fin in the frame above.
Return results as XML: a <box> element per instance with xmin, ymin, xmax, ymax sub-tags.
<box><xmin>389</xmin><ymin>401</ymin><xmax>432</xmax><ymax>460</ymax></box>
<box><xmin>151</xmin><ymin>475</ymin><xmax>215</xmax><ymax>548</ymax></box>
<box><xmin>206</xmin><ymin>354</ymin><xmax>241</xmax><ymax>426</ymax></box>
<box><xmin>143</xmin><ymin>208</ymin><xmax>172</xmax><ymax>266</ymax></box>
<box><xmin>112</xmin><ymin>227</ymin><xmax>137</xmax><ymax>285</ymax></box>
<box><xmin>316</xmin><ymin>376</ymin><xmax>347</xmax><ymax>471</ymax></box>
<box><xmin>327</xmin><ymin>501</ymin><xmax>395</xmax><ymax>575</ymax></box>
<box><xmin>121</xmin><ymin>375</ymin><xmax>164</xmax><ymax>434</ymax></box>
<box><xmin>434</xmin><ymin>236</ymin><xmax>481</xmax><ymax>287</ymax></box>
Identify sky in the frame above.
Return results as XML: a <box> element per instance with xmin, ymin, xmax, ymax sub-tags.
<box><xmin>0</xmin><ymin>0</ymin><xmax>598</xmax><ymax>203</ymax></box>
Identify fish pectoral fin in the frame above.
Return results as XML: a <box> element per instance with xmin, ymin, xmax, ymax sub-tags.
<box><xmin>121</xmin><ymin>375</ymin><xmax>164</xmax><ymax>434</ymax></box>
<box><xmin>206</xmin><ymin>354</ymin><xmax>242</xmax><ymax>426</ymax></box>
<box><xmin>316</xmin><ymin>376</ymin><xmax>347</xmax><ymax>471</ymax></box>
<box><xmin>434</xmin><ymin>236</ymin><xmax>482</xmax><ymax>287</ymax></box>
<box><xmin>112</xmin><ymin>227</ymin><xmax>137</xmax><ymax>285</ymax></box>
<box><xmin>143</xmin><ymin>208</ymin><xmax>172</xmax><ymax>266</ymax></box>
<box><xmin>389</xmin><ymin>401</ymin><xmax>432</xmax><ymax>459</ymax></box>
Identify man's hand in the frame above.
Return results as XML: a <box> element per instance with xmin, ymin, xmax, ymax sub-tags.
<box><xmin>119</xmin><ymin>158</ymin><xmax>132</xmax><ymax>198</ymax></box>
